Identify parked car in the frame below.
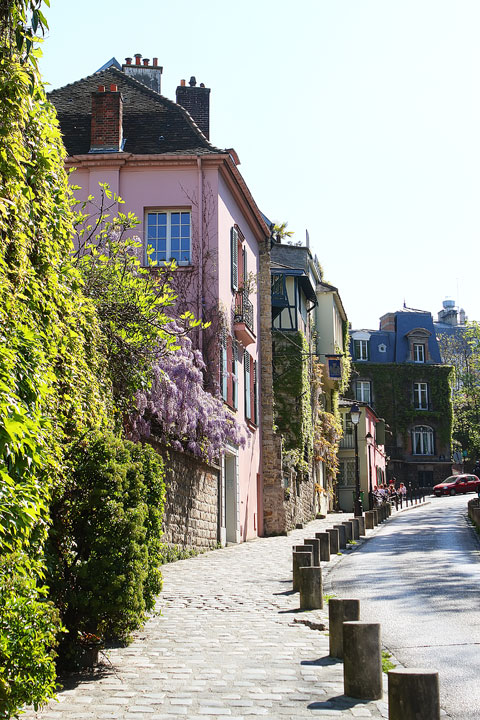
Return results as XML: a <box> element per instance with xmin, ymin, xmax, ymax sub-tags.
<box><xmin>433</xmin><ymin>474</ymin><xmax>480</xmax><ymax>497</ymax></box>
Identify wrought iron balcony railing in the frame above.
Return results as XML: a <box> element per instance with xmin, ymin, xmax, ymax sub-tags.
<box><xmin>234</xmin><ymin>290</ymin><xmax>254</xmax><ymax>335</ymax></box>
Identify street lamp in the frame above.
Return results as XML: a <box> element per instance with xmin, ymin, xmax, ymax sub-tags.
<box><xmin>350</xmin><ymin>403</ymin><xmax>363</xmax><ymax>516</ymax></box>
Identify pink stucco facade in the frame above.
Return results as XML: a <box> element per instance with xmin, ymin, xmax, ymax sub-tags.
<box><xmin>68</xmin><ymin>152</ymin><xmax>266</xmax><ymax>544</ymax></box>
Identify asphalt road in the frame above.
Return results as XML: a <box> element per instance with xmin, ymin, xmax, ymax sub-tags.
<box><xmin>328</xmin><ymin>495</ymin><xmax>480</xmax><ymax>720</ymax></box>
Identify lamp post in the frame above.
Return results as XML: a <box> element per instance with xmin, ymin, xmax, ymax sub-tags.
<box><xmin>350</xmin><ymin>403</ymin><xmax>363</xmax><ymax>516</ymax></box>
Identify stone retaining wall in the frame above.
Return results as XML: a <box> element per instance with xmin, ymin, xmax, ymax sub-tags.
<box><xmin>150</xmin><ymin>440</ymin><xmax>220</xmax><ymax>549</ymax></box>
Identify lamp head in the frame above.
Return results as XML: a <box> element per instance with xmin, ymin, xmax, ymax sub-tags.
<box><xmin>350</xmin><ymin>403</ymin><xmax>361</xmax><ymax>425</ymax></box>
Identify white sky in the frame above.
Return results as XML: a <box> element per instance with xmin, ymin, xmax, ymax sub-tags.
<box><xmin>40</xmin><ymin>0</ymin><xmax>480</xmax><ymax>329</ymax></box>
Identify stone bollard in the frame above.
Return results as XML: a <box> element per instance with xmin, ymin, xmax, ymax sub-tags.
<box><xmin>342</xmin><ymin>520</ymin><xmax>353</xmax><ymax>542</ymax></box>
<box><xmin>328</xmin><ymin>598</ymin><xmax>360</xmax><ymax>659</ymax></box>
<box><xmin>299</xmin><ymin>566</ymin><xmax>323</xmax><ymax>610</ymax></box>
<box><xmin>304</xmin><ymin>538</ymin><xmax>321</xmax><ymax>566</ymax></box>
<box><xmin>357</xmin><ymin>516</ymin><xmax>366</xmax><ymax>536</ymax></box>
<box><xmin>326</xmin><ymin>527</ymin><xmax>340</xmax><ymax>554</ymax></box>
<box><xmin>292</xmin><ymin>551</ymin><xmax>312</xmax><ymax>592</ymax></box>
<box><xmin>365</xmin><ymin>511</ymin><xmax>375</xmax><ymax>530</ymax></box>
<box><xmin>373</xmin><ymin>508</ymin><xmax>379</xmax><ymax>526</ymax></box>
<box><xmin>351</xmin><ymin>518</ymin><xmax>360</xmax><ymax>540</ymax></box>
<box><xmin>388</xmin><ymin>668</ymin><xmax>440</xmax><ymax>720</ymax></box>
<box><xmin>333</xmin><ymin>524</ymin><xmax>347</xmax><ymax>549</ymax></box>
<box><xmin>343</xmin><ymin>621</ymin><xmax>382</xmax><ymax>700</ymax></box>
<box><xmin>316</xmin><ymin>532</ymin><xmax>330</xmax><ymax>561</ymax></box>
<box><xmin>473</xmin><ymin>508</ymin><xmax>480</xmax><ymax>528</ymax></box>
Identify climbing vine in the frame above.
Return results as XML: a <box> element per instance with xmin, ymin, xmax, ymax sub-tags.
<box><xmin>350</xmin><ymin>362</ymin><xmax>453</xmax><ymax>448</ymax></box>
<box><xmin>273</xmin><ymin>330</ymin><xmax>313</xmax><ymax>474</ymax></box>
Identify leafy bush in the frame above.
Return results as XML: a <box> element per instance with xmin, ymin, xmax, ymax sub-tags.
<box><xmin>0</xmin><ymin>4</ymin><xmax>112</xmax><ymax>714</ymax></box>
<box><xmin>47</xmin><ymin>432</ymin><xmax>166</xmax><ymax>659</ymax></box>
<box><xmin>0</xmin><ymin>555</ymin><xmax>59</xmax><ymax>718</ymax></box>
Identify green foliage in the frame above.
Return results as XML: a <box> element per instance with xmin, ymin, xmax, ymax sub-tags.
<box><xmin>0</xmin><ymin>12</ymin><xmax>112</xmax><ymax>713</ymax></box>
<box><xmin>75</xmin><ymin>184</ymin><xmax>202</xmax><ymax>420</ymax></box>
<box><xmin>438</xmin><ymin>323</ymin><xmax>480</xmax><ymax>460</ymax></box>
<box><xmin>273</xmin><ymin>331</ymin><xmax>313</xmax><ymax>473</ymax></box>
<box><xmin>351</xmin><ymin>362</ymin><xmax>453</xmax><ymax>449</ymax></box>
<box><xmin>0</xmin><ymin>554</ymin><xmax>59</xmax><ymax>718</ymax></box>
<box><xmin>314</xmin><ymin>409</ymin><xmax>343</xmax><ymax>483</ymax></box>
<box><xmin>381</xmin><ymin>650</ymin><xmax>395</xmax><ymax>673</ymax></box>
<box><xmin>47</xmin><ymin>432</ymin><xmax>166</xmax><ymax>655</ymax></box>
<box><xmin>159</xmin><ymin>545</ymin><xmax>200</xmax><ymax>564</ymax></box>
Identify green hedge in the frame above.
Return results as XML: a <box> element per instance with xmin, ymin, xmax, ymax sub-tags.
<box><xmin>47</xmin><ymin>433</ymin><xmax>165</xmax><ymax>665</ymax></box>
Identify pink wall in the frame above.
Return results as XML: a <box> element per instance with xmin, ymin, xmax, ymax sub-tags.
<box><xmin>69</xmin><ymin>158</ymin><xmax>262</xmax><ymax>542</ymax></box>
<box><xmin>365</xmin><ymin>410</ymin><xmax>387</xmax><ymax>486</ymax></box>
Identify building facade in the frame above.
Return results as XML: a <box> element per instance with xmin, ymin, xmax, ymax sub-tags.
<box><xmin>50</xmin><ymin>55</ymin><xmax>272</xmax><ymax>545</ymax></box>
<box><xmin>349</xmin><ymin>307</ymin><xmax>453</xmax><ymax>488</ymax></box>
<box><xmin>337</xmin><ymin>401</ymin><xmax>386</xmax><ymax>512</ymax></box>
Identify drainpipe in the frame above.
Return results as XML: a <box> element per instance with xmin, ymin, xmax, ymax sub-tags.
<box><xmin>197</xmin><ymin>157</ymin><xmax>204</xmax><ymax>352</ymax></box>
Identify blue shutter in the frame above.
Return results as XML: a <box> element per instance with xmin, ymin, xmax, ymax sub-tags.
<box><xmin>231</xmin><ymin>227</ymin><xmax>238</xmax><ymax>292</ymax></box>
<box><xmin>244</xmin><ymin>351</ymin><xmax>251</xmax><ymax>420</ymax></box>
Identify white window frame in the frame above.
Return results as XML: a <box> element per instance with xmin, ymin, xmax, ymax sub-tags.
<box><xmin>145</xmin><ymin>209</ymin><xmax>191</xmax><ymax>266</ymax></box>
<box><xmin>354</xmin><ymin>339</ymin><xmax>368</xmax><ymax>361</ymax></box>
<box><xmin>413</xmin><ymin>343</ymin><xmax>425</xmax><ymax>363</ymax></box>
<box><xmin>412</xmin><ymin>425</ymin><xmax>434</xmax><ymax>455</ymax></box>
<box><xmin>356</xmin><ymin>380</ymin><xmax>371</xmax><ymax>404</ymax></box>
<box><xmin>414</xmin><ymin>382</ymin><xmax>428</xmax><ymax>410</ymax></box>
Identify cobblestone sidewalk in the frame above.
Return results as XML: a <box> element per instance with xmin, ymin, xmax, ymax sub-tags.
<box><xmin>24</xmin><ymin>514</ymin><xmax>390</xmax><ymax>720</ymax></box>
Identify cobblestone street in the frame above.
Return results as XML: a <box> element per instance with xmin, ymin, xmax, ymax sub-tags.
<box><xmin>24</xmin><ymin>515</ymin><xmax>390</xmax><ymax>720</ymax></box>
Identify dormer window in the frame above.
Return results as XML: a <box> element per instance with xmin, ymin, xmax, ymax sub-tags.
<box><xmin>354</xmin><ymin>339</ymin><xmax>369</xmax><ymax>361</ymax></box>
<box><xmin>413</xmin><ymin>343</ymin><xmax>425</xmax><ymax>363</ymax></box>
<box><xmin>406</xmin><ymin>328</ymin><xmax>431</xmax><ymax>363</ymax></box>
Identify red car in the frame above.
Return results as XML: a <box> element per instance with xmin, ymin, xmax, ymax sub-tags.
<box><xmin>433</xmin><ymin>474</ymin><xmax>480</xmax><ymax>497</ymax></box>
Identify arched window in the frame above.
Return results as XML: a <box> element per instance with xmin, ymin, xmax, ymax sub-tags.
<box><xmin>412</xmin><ymin>426</ymin><xmax>434</xmax><ymax>455</ymax></box>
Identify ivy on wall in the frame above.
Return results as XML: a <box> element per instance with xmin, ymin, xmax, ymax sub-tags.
<box><xmin>350</xmin><ymin>362</ymin><xmax>453</xmax><ymax>449</ymax></box>
<box><xmin>273</xmin><ymin>330</ymin><xmax>313</xmax><ymax>474</ymax></box>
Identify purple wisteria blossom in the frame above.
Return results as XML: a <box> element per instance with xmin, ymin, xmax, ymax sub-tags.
<box><xmin>130</xmin><ymin>329</ymin><xmax>246</xmax><ymax>463</ymax></box>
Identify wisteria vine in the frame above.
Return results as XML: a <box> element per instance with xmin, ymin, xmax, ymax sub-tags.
<box><xmin>130</xmin><ymin>328</ymin><xmax>246</xmax><ymax>463</ymax></box>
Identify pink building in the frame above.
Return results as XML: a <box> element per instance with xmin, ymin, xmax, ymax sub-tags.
<box><xmin>337</xmin><ymin>401</ymin><xmax>387</xmax><ymax>512</ymax></box>
<box><xmin>50</xmin><ymin>56</ymin><xmax>271</xmax><ymax>545</ymax></box>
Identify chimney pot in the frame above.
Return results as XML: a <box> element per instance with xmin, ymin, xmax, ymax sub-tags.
<box><xmin>98</xmin><ymin>85</ymin><xmax>105</xmax><ymax>92</ymax></box>
<box><xmin>125</xmin><ymin>57</ymin><xmax>132</xmax><ymax>65</ymax></box>
<box><xmin>189</xmin><ymin>76</ymin><xmax>197</xmax><ymax>87</ymax></box>
<box><xmin>134</xmin><ymin>53</ymin><xmax>142</xmax><ymax>65</ymax></box>
<box><xmin>200</xmin><ymin>83</ymin><xmax>205</xmax><ymax>88</ymax></box>
<box><xmin>143</xmin><ymin>58</ymin><xmax>149</xmax><ymax>66</ymax></box>
<box><xmin>153</xmin><ymin>57</ymin><xmax>158</xmax><ymax>67</ymax></box>
<box><xmin>180</xmin><ymin>79</ymin><xmax>186</xmax><ymax>86</ymax></box>
<box><xmin>110</xmin><ymin>84</ymin><xmax>118</xmax><ymax>92</ymax></box>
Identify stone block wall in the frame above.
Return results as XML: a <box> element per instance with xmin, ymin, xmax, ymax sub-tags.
<box><xmin>150</xmin><ymin>440</ymin><xmax>220</xmax><ymax>550</ymax></box>
<box><xmin>284</xmin><ymin>472</ymin><xmax>317</xmax><ymax>530</ymax></box>
<box><xmin>258</xmin><ymin>236</ymin><xmax>287</xmax><ymax>536</ymax></box>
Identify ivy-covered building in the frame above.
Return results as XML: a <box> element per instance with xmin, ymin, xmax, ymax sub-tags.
<box><xmin>349</xmin><ymin>307</ymin><xmax>453</xmax><ymax>488</ymax></box>
<box><xmin>261</xmin><ymin>241</ymin><xmax>346</xmax><ymax>533</ymax></box>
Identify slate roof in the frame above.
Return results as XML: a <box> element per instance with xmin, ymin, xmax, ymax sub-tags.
<box><xmin>271</xmin><ymin>243</ymin><xmax>312</xmax><ymax>275</ymax></box>
<box><xmin>351</xmin><ymin>310</ymin><xmax>442</xmax><ymax>364</ymax></box>
<box><xmin>49</xmin><ymin>67</ymin><xmax>224</xmax><ymax>157</ymax></box>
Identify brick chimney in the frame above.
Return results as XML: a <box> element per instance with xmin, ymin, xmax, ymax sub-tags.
<box><xmin>90</xmin><ymin>85</ymin><xmax>123</xmax><ymax>153</ymax></box>
<box><xmin>176</xmin><ymin>76</ymin><xmax>210</xmax><ymax>139</ymax></box>
<box><xmin>122</xmin><ymin>53</ymin><xmax>163</xmax><ymax>94</ymax></box>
